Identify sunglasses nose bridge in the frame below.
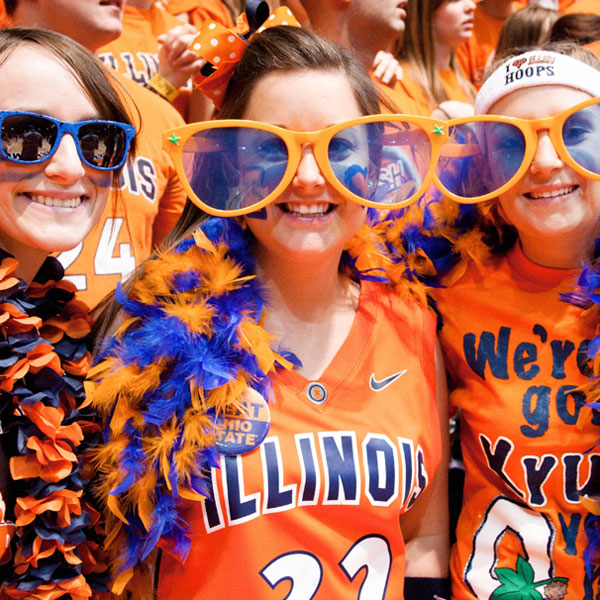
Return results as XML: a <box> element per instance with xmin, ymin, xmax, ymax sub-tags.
<box><xmin>529</xmin><ymin>128</ymin><xmax>563</xmax><ymax>174</ymax></box>
<box><xmin>44</xmin><ymin>128</ymin><xmax>86</xmax><ymax>179</ymax></box>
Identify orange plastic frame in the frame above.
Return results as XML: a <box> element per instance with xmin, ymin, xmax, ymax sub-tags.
<box><xmin>162</xmin><ymin>114</ymin><xmax>449</xmax><ymax>217</ymax></box>
<box><xmin>436</xmin><ymin>96</ymin><xmax>600</xmax><ymax>204</ymax></box>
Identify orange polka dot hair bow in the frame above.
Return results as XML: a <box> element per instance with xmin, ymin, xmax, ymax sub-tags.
<box><xmin>190</xmin><ymin>0</ymin><xmax>300</xmax><ymax>109</ymax></box>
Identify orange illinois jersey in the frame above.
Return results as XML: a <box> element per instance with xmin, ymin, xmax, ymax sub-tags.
<box><xmin>434</xmin><ymin>244</ymin><xmax>600</xmax><ymax>600</ymax></box>
<box><xmin>157</xmin><ymin>281</ymin><xmax>441</xmax><ymax>599</ymax></box>
<box><xmin>57</xmin><ymin>73</ymin><xmax>186</xmax><ymax>309</ymax></box>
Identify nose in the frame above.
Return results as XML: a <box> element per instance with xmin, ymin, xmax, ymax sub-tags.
<box><xmin>43</xmin><ymin>134</ymin><xmax>86</xmax><ymax>182</ymax></box>
<box><xmin>465</xmin><ymin>0</ymin><xmax>476</xmax><ymax>13</ymax></box>
<box><xmin>529</xmin><ymin>130</ymin><xmax>563</xmax><ymax>176</ymax></box>
<box><xmin>292</xmin><ymin>145</ymin><xmax>326</xmax><ymax>194</ymax></box>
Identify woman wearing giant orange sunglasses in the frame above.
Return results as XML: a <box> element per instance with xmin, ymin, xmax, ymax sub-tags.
<box><xmin>88</xmin><ymin>11</ymin><xmax>451</xmax><ymax>600</ymax></box>
<box><xmin>426</xmin><ymin>43</ymin><xmax>600</xmax><ymax>599</ymax></box>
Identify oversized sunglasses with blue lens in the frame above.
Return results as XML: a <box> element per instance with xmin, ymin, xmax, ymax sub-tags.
<box><xmin>162</xmin><ymin>115</ymin><xmax>449</xmax><ymax>216</ymax></box>
<box><xmin>0</xmin><ymin>111</ymin><xmax>135</xmax><ymax>171</ymax></box>
<box><xmin>434</xmin><ymin>96</ymin><xmax>600</xmax><ymax>203</ymax></box>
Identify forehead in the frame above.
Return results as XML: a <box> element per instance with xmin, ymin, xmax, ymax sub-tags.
<box><xmin>488</xmin><ymin>85</ymin><xmax>594</xmax><ymax>119</ymax></box>
<box><xmin>0</xmin><ymin>45</ymin><xmax>95</xmax><ymax>117</ymax></box>
<box><xmin>243</xmin><ymin>70</ymin><xmax>364</xmax><ymax>129</ymax></box>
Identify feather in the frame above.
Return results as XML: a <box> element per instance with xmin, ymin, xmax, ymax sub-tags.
<box><xmin>89</xmin><ymin>214</ymin><xmax>432</xmax><ymax>596</ymax></box>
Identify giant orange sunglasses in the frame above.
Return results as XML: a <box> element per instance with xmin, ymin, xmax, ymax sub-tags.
<box><xmin>434</xmin><ymin>96</ymin><xmax>600</xmax><ymax>203</ymax></box>
<box><xmin>162</xmin><ymin>115</ymin><xmax>448</xmax><ymax>216</ymax></box>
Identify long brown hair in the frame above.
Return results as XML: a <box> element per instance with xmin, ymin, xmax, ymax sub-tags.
<box><xmin>495</xmin><ymin>5</ymin><xmax>559</xmax><ymax>62</ymax></box>
<box><xmin>93</xmin><ymin>25</ymin><xmax>384</xmax><ymax>344</ymax></box>
<box><xmin>550</xmin><ymin>12</ymin><xmax>600</xmax><ymax>46</ymax></box>
<box><xmin>400</xmin><ymin>0</ymin><xmax>475</xmax><ymax>109</ymax></box>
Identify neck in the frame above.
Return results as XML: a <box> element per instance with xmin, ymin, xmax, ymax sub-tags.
<box><xmin>478</xmin><ymin>0</ymin><xmax>514</xmax><ymax>20</ymax></box>
<box><xmin>256</xmin><ymin>248</ymin><xmax>346</xmax><ymax>321</ymax></box>
<box><xmin>519</xmin><ymin>233</ymin><xmax>595</xmax><ymax>270</ymax></box>
<box><xmin>435</xmin><ymin>41</ymin><xmax>453</xmax><ymax>71</ymax></box>
<box><xmin>255</xmin><ymin>247</ymin><xmax>359</xmax><ymax>379</ymax></box>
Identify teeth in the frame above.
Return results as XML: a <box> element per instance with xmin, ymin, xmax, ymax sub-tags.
<box><xmin>528</xmin><ymin>186</ymin><xmax>575</xmax><ymax>199</ymax></box>
<box><xmin>28</xmin><ymin>195</ymin><xmax>83</xmax><ymax>208</ymax></box>
<box><xmin>285</xmin><ymin>203</ymin><xmax>330</xmax><ymax>215</ymax></box>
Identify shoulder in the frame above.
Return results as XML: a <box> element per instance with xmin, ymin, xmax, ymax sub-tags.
<box><xmin>362</xmin><ymin>280</ymin><xmax>437</xmax><ymax>337</ymax></box>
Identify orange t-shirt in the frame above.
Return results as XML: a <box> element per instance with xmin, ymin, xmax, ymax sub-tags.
<box><xmin>434</xmin><ymin>244</ymin><xmax>600</xmax><ymax>600</ymax></box>
<box><xmin>157</xmin><ymin>281</ymin><xmax>441</xmax><ymax>599</ymax></box>
<box><xmin>0</xmin><ymin>0</ymin><xmax>9</xmax><ymax>28</ymax></box>
<box><xmin>586</xmin><ymin>39</ymin><xmax>600</xmax><ymax>58</ymax></box>
<box><xmin>162</xmin><ymin>0</ymin><xmax>234</xmax><ymax>29</ymax></box>
<box><xmin>560</xmin><ymin>0</ymin><xmax>579</xmax><ymax>10</ymax></box>
<box><xmin>456</xmin><ymin>2</ymin><xmax>526</xmax><ymax>89</ymax></box>
<box><xmin>373</xmin><ymin>77</ymin><xmax>423</xmax><ymax>116</ymax></box>
<box><xmin>564</xmin><ymin>0</ymin><xmax>600</xmax><ymax>14</ymax></box>
<box><xmin>394</xmin><ymin>64</ymin><xmax>473</xmax><ymax>116</ymax></box>
<box><xmin>57</xmin><ymin>73</ymin><xmax>186</xmax><ymax>308</ymax></box>
<box><xmin>98</xmin><ymin>5</ymin><xmax>192</xmax><ymax>119</ymax></box>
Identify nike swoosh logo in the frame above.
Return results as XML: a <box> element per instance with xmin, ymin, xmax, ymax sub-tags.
<box><xmin>369</xmin><ymin>369</ymin><xmax>407</xmax><ymax>392</ymax></box>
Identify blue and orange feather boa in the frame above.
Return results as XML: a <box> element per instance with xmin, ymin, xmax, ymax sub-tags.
<box><xmin>88</xmin><ymin>215</ymin><xmax>429</xmax><ymax>596</ymax></box>
<box><xmin>0</xmin><ymin>250</ymin><xmax>108</xmax><ymax>600</ymax></box>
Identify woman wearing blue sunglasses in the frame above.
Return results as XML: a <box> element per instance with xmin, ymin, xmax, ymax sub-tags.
<box><xmin>0</xmin><ymin>27</ymin><xmax>135</xmax><ymax>599</ymax></box>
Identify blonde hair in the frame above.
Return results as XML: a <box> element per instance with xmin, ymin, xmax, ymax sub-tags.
<box><xmin>399</xmin><ymin>0</ymin><xmax>475</xmax><ymax>108</ymax></box>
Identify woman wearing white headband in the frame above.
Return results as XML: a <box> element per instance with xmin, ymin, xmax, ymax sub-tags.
<box><xmin>424</xmin><ymin>42</ymin><xmax>600</xmax><ymax>599</ymax></box>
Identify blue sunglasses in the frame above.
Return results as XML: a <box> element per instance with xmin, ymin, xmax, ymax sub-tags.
<box><xmin>0</xmin><ymin>110</ymin><xmax>135</xmax><ymax>170</ymax></box>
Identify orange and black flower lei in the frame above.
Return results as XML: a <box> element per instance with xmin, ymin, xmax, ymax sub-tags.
<box><xmin>0</xmin><ymin>249</ymin><xmax>109</xmax><ymax>600</ymax></box>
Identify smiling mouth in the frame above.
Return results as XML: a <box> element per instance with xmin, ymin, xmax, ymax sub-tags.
<box><xmin>279</xmin><ymin>202</ymin><xmax>337</xmax><ymax>217</ymax></box>
<box><xmin>24</xmin><ymin>193</ymin><xmax>85</xmax><ymax>208</ymax></box>
<box><xmin>525</xmin><ymin>185</ymin><xmax>577</xmax><ymax>199</ymax></box>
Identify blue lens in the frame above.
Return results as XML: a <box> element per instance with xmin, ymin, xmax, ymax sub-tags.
<box><xmin>562</xmin><ymin>102</ymin><xmax>600</xmax><ymax>176</ymax></box>
<box><xmin>183</xmin><ymin>127</ymin><xmax>288</xmax><ymax>211</ymax></box>
<box><xmin>0</xmin><ymin>112</ymin><xmax>131</xmax><ymax>169</ymax></box>
<box><xmin>437</xmin><ymin>121</ymin><xmax>525</xmax><ymax>199</ymax></box>
<box><xmin>329</xmin><ymin>120</ymin><xmax>430</xmax><ymax>204</ymax></box>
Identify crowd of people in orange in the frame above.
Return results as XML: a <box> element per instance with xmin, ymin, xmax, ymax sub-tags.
<box><xmin>0</xmin><ymin>1</ymin><xmax>599</xmax><ymax>599</ymax></box>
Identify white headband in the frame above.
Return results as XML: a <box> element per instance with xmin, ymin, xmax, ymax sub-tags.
<box><xmin>475</xmin><ymin>50</ymin><xmax>600</xmax><ymax>114</ymax></box>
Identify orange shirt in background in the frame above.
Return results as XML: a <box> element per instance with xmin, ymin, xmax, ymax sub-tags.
<box><xmin>393</xmin><ymin>64</ymin><xmax>473</xmax><ymax>116</ymax></box>
<box><xmin>585</xmin><ymin>39</ymin><xmax>600</xmax><ymax>56</ymax></box>
<box><xmin>456</xmin><ymin>1</ymin><xmax>526</xmax><ymax>89</ymax></box>
<box><xmin>98</xmin><ymin>4</ymin><xmax>192</xmax><ymax>119</ymax></box>
<box><xmin>162</xmin><ymin>0</ymin><xmax>234</xmax><ymax>29</ymax></box>
<box><xmin>564</xmin><ymin>0</ymin><xmax>600</xmax><ymax>14</ymax></box>
<box><xmin>58</xmin><ymin>74</ymin><xmax>186</xmax><ymax>308</ymax></box>
<box><xmin>374</xmin><ymin>78</ymin><xmax>423</xmax><ymax>116</ymax></box>
<box><xmin>559</xmin><ymin>0</ymin><xmax>578</xmax><ymax>9</ymax></box>
<box><xmin>0</xmin><ymin>0</ymin><xmax>9</xmax><ymax>28</ymax></box>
